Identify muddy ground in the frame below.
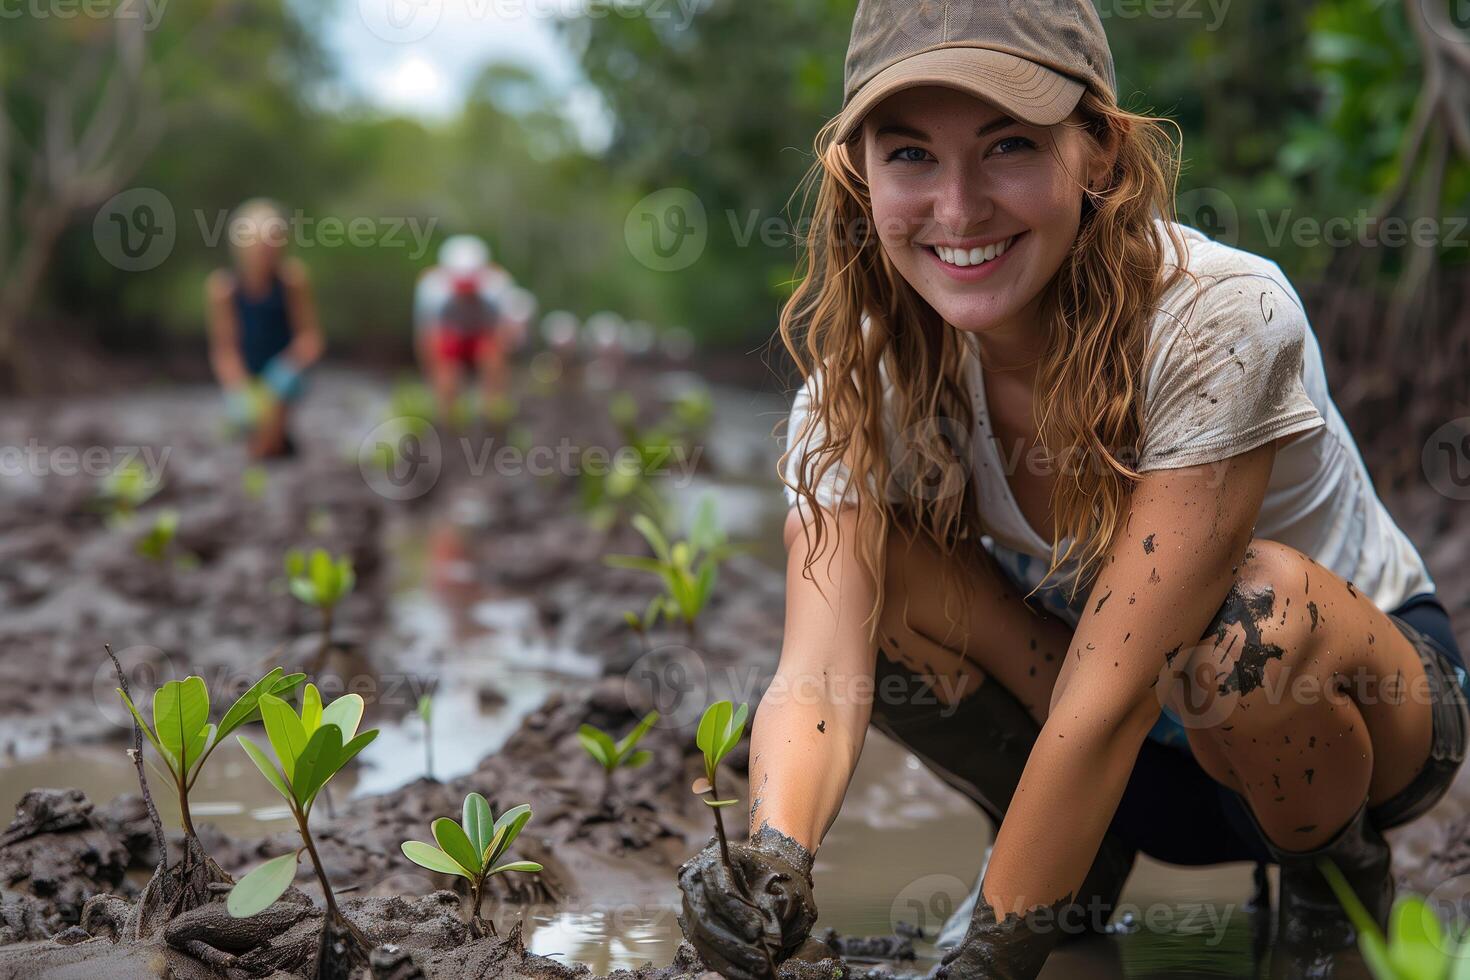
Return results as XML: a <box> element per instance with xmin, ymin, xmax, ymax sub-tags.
<box><xmin>3</xmin><ymin>363</ymin><xmax>1470</xmax><ymax>979</ymax></box>
<box><xmin>0</xmin><ymin>367</ymin><xmax>913</xmax><ymax>979</ymax></box>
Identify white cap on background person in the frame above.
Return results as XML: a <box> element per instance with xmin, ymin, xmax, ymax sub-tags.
<box><xmin>439</xmin><ymin>234</ymin><xmax>490</xmax><ymax>273</ymax></box>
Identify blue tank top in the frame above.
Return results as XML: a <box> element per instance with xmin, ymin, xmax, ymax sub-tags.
<box><xmin>233</xmin><ymin>273</ymin><xmax>294</xmax><ymax>376</ymax></box>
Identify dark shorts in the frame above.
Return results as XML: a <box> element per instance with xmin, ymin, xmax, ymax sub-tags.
<box><xmin>1111</xmin><ymin>592</ymin><xmax>1469</xmax><ymax>865</ymax></box>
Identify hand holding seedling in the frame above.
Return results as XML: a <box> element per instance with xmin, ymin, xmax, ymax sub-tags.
<box><xmin>577</xmin><ymin>710</ymin><xmax>658</xmax><ymax>812</ymax></box>
<box><xmin>400</xmin><ymin>793</ymin><xmax>543</xmax><ymax>938</ymax></box>
<box><xmin>676</xmin><ymin>702</ymin><xmax>817</xmax><ymax>980</ymax></box>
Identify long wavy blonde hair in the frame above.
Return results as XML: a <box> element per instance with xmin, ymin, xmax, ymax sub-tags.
<box><xmin>778</xmin><ymin>88</ymin><xmax>1189</xmax><ymax>637</ymax></box>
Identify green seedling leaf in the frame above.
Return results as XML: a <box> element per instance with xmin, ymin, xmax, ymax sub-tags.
<box><xmin>155</xmin><ymin>677</ymin><xmax>210</xmax><ymax>775</ymax></box>
<box><xmin>577</xmin><ymin>726</ymin><xmax>614</xmax><ymax>769</ymax></box>
<box><xmin>706</xmin><ymin>798</ymin><xmax>739</xmax><ymax>808</ymax></box>
<box><xmin>237</xmin><ymin>735</ymin><xmax>292</xmax><ymax>801</ymax></box>
<box><xmin>289</xmin><ymin>578</ymin><xmax>320</xmax><ymax>606</ymax></box>
<box><xmin>625</xmin><ymin>750</ymin><xmax>653</xmax><ymax>768</ymax></box>
<box><xmin>1320</xmin><ymin>859</ymin><xmax>1388</xmax><ymax>943</ymax></box>
<box><xmin>320</xmin><ymin>694</ymin><xmax>365</xmax><ymax>742</ymax></box>
<box><xmin>284</xmin><ymin>549</ymin><xmax>306</xmax><ymax>579</ymax></box>
<box><xmin>217</xmin><ymin>669</ymin><xmax>286</xmax><ymax>741</ymax></box>
<box><xmin>1388</xmin><ymin>897</ymin><xmax>1449</xmax><ymax>980</ymax></box>
<box><xmin>401</xmin><ymin>841</ymin><xmax>470</xmax><ymax>879</ymax></box>
<box><xmin>615</xmin><ymin>711</ymin><xmax>659</xmax><ymax>757</ymax></box>
<box><xmin>292</xmin><ymin>723</ymin><xmax>343</xmax><ymax>808</ymax></box>
<box><xmin>602</xmin><ymin>555</ymin><xmax>666</xmax><ymax>575</ymax></box>
<box><xmin>417</xmin><ymin>695</ymin><xmax>433</xmax><ymax>724</ymax></box>
<box><xmin>463</xmin><ymin>793</ymin><xmax>493</xmax><ymax>857</ymax></box>
<box><xmin>228</xmin><ymin>852</ymin><xmax>299</xmax><ymax>918</ymax></box>
<box><xmin>258</xmin><ymin>694</ymin><xmax>308</xmax><ymax>783</ymax></box>
<box><xmin>490</xmin><ymin>861</ymin><xmax>543</xmax><ymax>875</ymax></box>
<box><xmin>116</xmin><ymin>687</ymin><xmax>174</xmax><ymax>772</ymax></box>
<box><xmin>490</xmin><ymin>804</ymin><xmax>532</xmax><ymax>863</ymax></box>
<box><xmin>631</xmin><ymin>514</ymin><xmax>672</xmax><ymax>563</ymax></box>
<box><xmin>310</xmin><ymin>549</ymin><xmax>334</xmax><ymax>599</ymax></box>
<box><xmin>300</xmin><ymin>685</ymin><xmax>323</xmax><ymax>734</ymax></box>
<box><xmin>335</xmin><ymin>729</ymin><xmax>378</xmax><ymax>774</ymax></box>
<box><xmin>721</xmin><ymin>703</ymin><xmax>749</xmax><ymax>759</ymax></box>
<box><xmin>1450</xmin><ymin>931</ymin><xmax>1470</xmax><ymax>980</ymax></box>
<box><xmin>432</xmin><ymin>817</ymin><xmax>482</xmax><ymax>877</ymax></box>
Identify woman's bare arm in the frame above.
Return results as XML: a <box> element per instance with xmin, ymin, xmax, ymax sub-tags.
<box><xmin>280</xmin><ymin>258</ymin><xmax>325</xmax><ymax>367</ymax></box>
<box><xmin>205</xmin><ymin>270</ymin><xmax>248</xmax><ymax>389</ymax></box>
<box><xmin>748</xmin><ymin>503</ymin><xmax>880</xmax><ymax>853</ymax></box>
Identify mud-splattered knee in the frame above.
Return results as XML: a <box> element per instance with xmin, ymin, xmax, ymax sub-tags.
<box><xmin>1164</xmin><ymin>540</ymin><xmax>1326</xmax><ymax>732</ymax></box>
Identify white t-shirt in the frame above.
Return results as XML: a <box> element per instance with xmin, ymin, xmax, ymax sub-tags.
<box><xmin>782</xmin><ymin>220</ymin><xmax>1435</xmax><ymax>620</ymax></box>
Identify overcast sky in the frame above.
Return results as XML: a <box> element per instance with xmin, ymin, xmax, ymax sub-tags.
<box><xmin>320</xmin><ymin>0</ymin><xmax>611</xmax><ymax>146</ymax></box>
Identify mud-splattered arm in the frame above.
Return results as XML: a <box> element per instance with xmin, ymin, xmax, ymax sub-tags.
<box><xmin>974</xmin><ymin>440</ymin><xmax>1279</xmax><ymax>934</ymax></box>
<box><xmin>747</xmin><ymin>505</ymin><xmax>876</xmax><ymax>854</ymax></box>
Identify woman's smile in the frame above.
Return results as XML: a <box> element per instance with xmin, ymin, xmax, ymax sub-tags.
<box><xmin>919</xmin><ymin>230</ymin><xmax>1026</xmax><ymax>281</ymax></box>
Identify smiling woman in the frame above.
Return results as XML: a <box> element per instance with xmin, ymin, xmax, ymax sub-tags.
<box><xmin>670</xmin><ymin>1</ymin><xmax>1470</xmax><ymax>978</ymax></box>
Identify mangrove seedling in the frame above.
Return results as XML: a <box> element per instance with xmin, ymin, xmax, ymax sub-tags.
<box><xmin>418</xmin><ymin>693</ymin><xmax>434</xmax><ymax>782</ymax></box>
<box><xmin>577</xmin><ymin>710</ymin><xmax>659</xmax><ymax>811</ymax></box>
<box><xmin>1321</xmin><ymin>859</ymin><xmax>1470</xmax><ymax>979</ymax></box>
<box><xmin>116</xmin><ymin>667</ymin><xmax>306</xmax><ymax>843</ymax></box>
<box><xmin>692</xmin><ymin>701</ymin><xmax>750</xmax><ymax>892</ymax></box>
<box><xmin>284</xmin><ymin>547</ymin><xmax>355</xmax><ymax>668</ymax></box>
<box><xmin>229</xmin><ymin>686</ymin><xmax>378</xmax><ymax>959</ymax></box>
<box><xmin>603</xmin><ymin>497</ymin><xmax>733</xmax><ymax>640</ymax></box>
<box><xmin>400</xmin><ymin>793</ymin><xmax>543</xmax><ymax>937</ymax></box>
<box><xmin>135</xmin><ymin>509</ymin><xmax>179</xmax><ymax>561</ymax></box>
<box><xmin>98</xmin><ymin>458</ymin><xmax>161</xmax><ymax>524</ymax></box>
<box><xmin>622</xmin><ymin>595</ymin><xmax>667</xmax><ymax>654</ymax></box>
<box><xmin>691</xmin><ymin>700</ymin><xmax>778</xmax><ymax>979</ymax></box>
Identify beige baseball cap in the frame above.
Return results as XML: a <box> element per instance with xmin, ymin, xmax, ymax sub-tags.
<box><xmin>835</xmin><ymin>0</ymin><xmax>1117</xmax><ymax>143</ymax></box>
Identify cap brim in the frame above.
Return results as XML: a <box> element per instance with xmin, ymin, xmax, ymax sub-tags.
<box><xmin>835</xmin><ymin>47</ymin><xmax>1085</xmax><ymax>143</ymax></box>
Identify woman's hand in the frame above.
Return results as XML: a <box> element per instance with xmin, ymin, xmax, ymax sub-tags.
<box><xmin>677</xmin><ymin>827</ymin><xmax>818</xmax><ymax>979</ymax></box>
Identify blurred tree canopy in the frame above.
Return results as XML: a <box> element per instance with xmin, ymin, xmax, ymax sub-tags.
<box><xmin>2</xmin><ymin>0</ymin><xmax>1466</xmax><ymax>378</ymax></box>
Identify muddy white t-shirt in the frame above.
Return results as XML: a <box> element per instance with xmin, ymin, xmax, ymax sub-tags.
<box><xmin>782</xmin><ymin>220</ymin><xmax>1436</xmax><ymax>620</ymax></box>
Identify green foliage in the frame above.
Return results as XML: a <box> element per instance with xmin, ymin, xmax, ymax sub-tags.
<box><xmin>604</xmin><ymin>498</ymin><xmax>732</xmax><ymax>633</ymax></box>
<box><xmin>135</xmin><ymin>510</ymin><xmax>179</xmax><ymax>561</ymax></box>
<box><xmin>577</xmin><ymin>711</ymin><xmax>659</xmax><ymax>775</ymax></box>
<box><xmin>97</xmin><ymin>460</ymin><xmax>161</xmax><ymax>520</ymax></box>
<box><xmin>115</xmin><ymin>668</ymin><xmax>305</xmax><ymax>831</ymax></box>
<box><xmin>230</xmin><ymin>686</ymin><xmax>378</xmax><ymax>917</ymax></box>
<box><xmin>1321</xmin><ymin>859</ymin><xmax>1470</xmax><ymax>979</ymax></box>
<box><xmin>284</xmin><ymin>548</ymin><xmax>356</xmax><ymax>610</ymax></box>
<box><xmin>242</xmin><ymin>465</ymin><xmax>269</xmax><ymax>502</ymax></box>
<box><xmin>693</xmin><ymin>700</ymin><xmax>749</xmax><ymax>810</ymax></box>
<box><xmin>400</xmin><ymin>793</ymin><xmax>543</xmax><ymax>934</ymax></box>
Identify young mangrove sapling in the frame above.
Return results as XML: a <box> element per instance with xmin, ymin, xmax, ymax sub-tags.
<box><xmin>577</xmin><ymin>710</ymin><xmax>659</xmax><ymax>812</ymax></box>
<box><xmin>603</xmin><ymin>498</ymin><xmax>733</xmax><ymax>641</ymax></box>
<box><xmin>114</xmin><ymin>666</ymin><xmax>305</xmax><ymax>914</ymax></box>
<box><xmin>400</xmin><ymin>793</ymin><xmax>543</xmax><ymax>937</ymax></box>
<box><xmin>229</xmin><ymin>685</ymin><xmax>378</xmax><ymax>963</ymax></box>
<box><xmin>418</xmin><ymin>693</ymin><xmax>434</xmax><ymax>782</ymax></box>
<box><xmin>284</xmin><ymin>548</ymin><xmax>355</xmax><ymax>669</ymax></box>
